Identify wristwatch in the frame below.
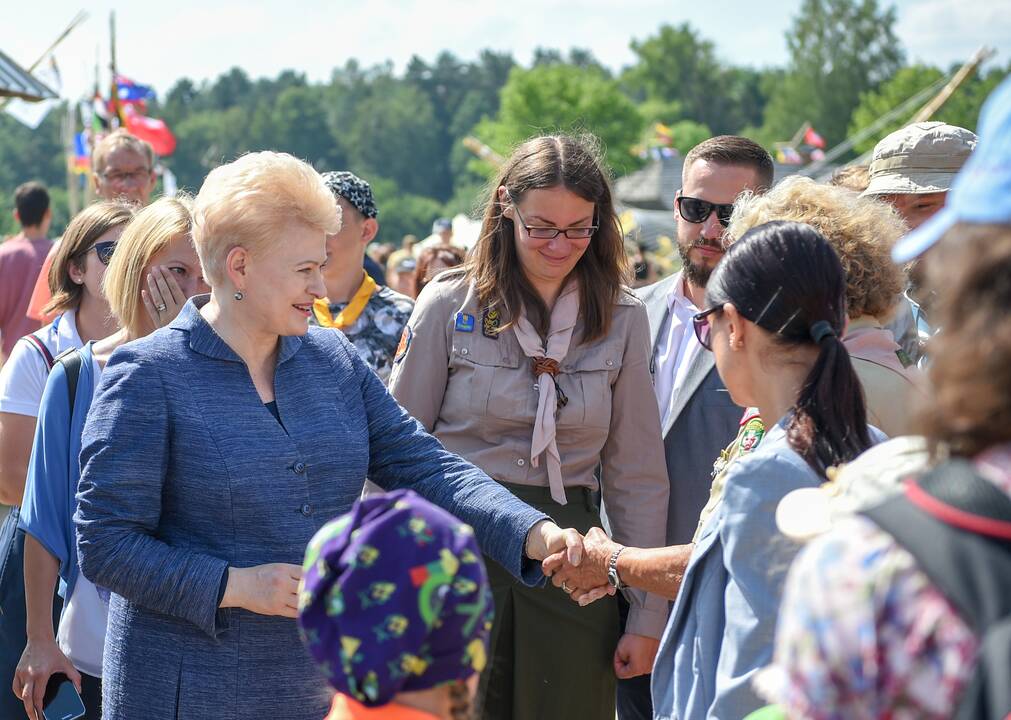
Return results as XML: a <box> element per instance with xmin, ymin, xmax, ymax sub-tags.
<box><xmin>607</xmin><ymin>546</ymin><xmax>626</xmax><ymax>589</ymax></box>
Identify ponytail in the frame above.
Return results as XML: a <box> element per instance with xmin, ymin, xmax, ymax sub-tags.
<box><xmin>706</xmin><ymin>221</ymin><xmax>874</xmax><ymax>478</ymax></box>
<box><xmin>787</xmin><ymin>323</ymin><xmax>871</xmax><ymax>477</ymax></box>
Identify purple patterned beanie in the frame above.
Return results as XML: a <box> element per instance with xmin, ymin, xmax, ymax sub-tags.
<box><xmin>297</xmin><ymin>489</ymin><xmax>493</xmax><ymax>706</ymax></box>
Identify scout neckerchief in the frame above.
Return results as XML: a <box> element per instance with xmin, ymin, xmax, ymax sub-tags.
<box><xmin>511</xmin><ymin>280</ymin><xmax>580</xmax><ymax>505</ymax></box>
<box><xmin>313</xmin><ymin>273</ymin><xmax>377</xmax><ymax>331</ymax></box>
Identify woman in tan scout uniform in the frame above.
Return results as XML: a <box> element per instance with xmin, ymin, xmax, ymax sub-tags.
<box><xmin>389</xmin><ymin>134</ymin><xmax>669</xmax><ymax>720</ymax></box>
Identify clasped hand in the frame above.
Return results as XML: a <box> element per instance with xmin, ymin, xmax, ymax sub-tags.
<box><xmin>542</xmin><ymin>526</ymin><xmax>618</xmax><ymax>605</ymax></box>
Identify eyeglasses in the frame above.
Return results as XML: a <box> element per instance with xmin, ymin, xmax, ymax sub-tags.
<box><xmin>511</xmin><ymin>204</ymin><xmax>598</xmax><ymax>240</ymax></box>
<box><xmin>86</xmin><ymin>241</ymin><xmax>117</xmax><ymax>266</ymax></box>
<box><xmin>692</xmin><ymin>305</ymin><xmax>722</xmax><ymax>351</ymax></box>
<box><xmin>99</xmin><ymin>169</ymin><xmax>151</xmax><ymax>185</ymax></box>
<box><xmin>676</xmin><ymin>196</ymin><xmax>735</xmax><ymax>228</ymax></box>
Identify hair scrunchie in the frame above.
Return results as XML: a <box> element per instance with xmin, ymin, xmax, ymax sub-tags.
<box><xmin>809</xmin><ymin>319</ymin><xmax>837</xmax><ymax>345</ymax></box>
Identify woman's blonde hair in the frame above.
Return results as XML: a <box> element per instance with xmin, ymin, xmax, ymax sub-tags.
<box><xmin>44</xmin><ymin>202</ymin><xmax>136</xmax><ymax>316</ymax></box>
<box><xmin>103</xmin><ymin>196</ymin><xmax>194</xmax><ymax>337</ymax></box>
<box><xmin>727</xmin><ymin>176</ymin><xmax>905</xmax><ymax>320</ymax></box>
<box><xmin>192</xmin><ymin>152</ymin><xmax>341</xmax><ymax>286</ymax></box>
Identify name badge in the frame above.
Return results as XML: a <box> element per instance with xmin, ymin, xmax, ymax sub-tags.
<box><xmin>455</xmin><ymin>313</ymin><xmax>476</xmax><ymax>333</ymax></box>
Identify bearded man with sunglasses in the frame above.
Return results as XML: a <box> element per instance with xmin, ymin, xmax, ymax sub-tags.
<box><xmin>614</xmin><ymin>135</ymin><xmax>774</xmax><ymax>720</ymax></box>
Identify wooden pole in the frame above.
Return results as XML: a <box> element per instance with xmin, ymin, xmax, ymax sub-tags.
<box><xmin>911</xmin><ymin>46</ymin><xmax>996</xmax><ymax>122</ymax></box>
<box><xmin>23</xmin><ymin>11</ymin><xmax>89</xmax><ymax>74</ymax></box>
<box><xmin>0</xmin><ymin>11</ymin><xmax>88</xmax><ymax>111</ymax></box>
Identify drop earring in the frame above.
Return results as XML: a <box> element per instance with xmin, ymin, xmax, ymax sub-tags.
<box><xmin>233</xmin><ymin>291</ymin><xmax>244</xmax><ymax>301</ymax></box>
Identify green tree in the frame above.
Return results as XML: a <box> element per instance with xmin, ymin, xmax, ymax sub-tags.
<box><xmin>622</xmin><ymin>23</ymin><xmax>766</xmax><ymax>135</ymax></box>
<box><xmin>476</xmin><ymin>64</ymin><xmax>644</xmax><ymax>175</ymax></box>
<box><xmin>849</xmin><ymin>62</ymin><xmax>1010</xmax><ymax>153</ymax></box>
<box><xmin>760</xmin><ymin>0</ymin><xmax>904</xmax><ymax>148</ymax></box>
<box><xmin>369</xmin><ymin>176</ymin><xmax>444</xmax><ymax>245</ymax></box>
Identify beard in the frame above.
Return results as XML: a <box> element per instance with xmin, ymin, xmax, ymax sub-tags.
<box><xmin>677</xmin><ymin>239</ymin><xmax>723</xmax><ymax>288</ymax></box>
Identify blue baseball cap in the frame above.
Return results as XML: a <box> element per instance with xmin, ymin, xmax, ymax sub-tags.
<box><xmin>892</xmin><ymin>75</ymin><xmax>1011</xmax><ymax>263</ymax></box>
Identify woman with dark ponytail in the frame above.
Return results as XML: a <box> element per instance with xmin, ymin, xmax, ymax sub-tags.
<box><xmin>647</xmin><ymin>220</ymin><xmax>883</xmax><ymax>719</ymax></box>
<box><xmin>703</xmin><ymin>220</ymin><xmax>873</xmax><ymax>476</ymax></box>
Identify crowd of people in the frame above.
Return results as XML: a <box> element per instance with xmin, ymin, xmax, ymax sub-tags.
<box><xmin>0</xmin><ymin>72</ymin><xmax>1007</xmax><ymax>720</ymax></box>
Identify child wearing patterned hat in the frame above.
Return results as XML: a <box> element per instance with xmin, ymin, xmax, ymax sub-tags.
<box><xmin>298</xmin><ymin>490</ymin><xmax>493</xmax><ymax>720</ymax></box>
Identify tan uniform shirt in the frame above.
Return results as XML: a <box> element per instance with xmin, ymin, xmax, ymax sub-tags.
<box><xmin>389</xmin><ymin>274</ymin><xmax>670</xmax><ymax>638</ymax></box>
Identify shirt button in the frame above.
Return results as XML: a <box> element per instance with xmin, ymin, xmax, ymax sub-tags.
<box><xmin>517</xmin><ymin>458</ymin><xmax>526</xmax><ymax>467</ymax></box>
<box><xmin>605</xmin><ymin>359</ymin><xmax>614</xmax><ymax>367</ymax></box>
<box><xmin>293</xmin><ymin>462</ymin><xmax>306</xmax><ymax>474</ymax></box>
<box><xmin>533</xmin><ymin>384</ymin><xmax>539</xmax><ymax>391</ymax></box>
<box><xmin>300</xmin><ymin>504</ymin><xmax>312</xmax><ymax>516</ymax></box>
<box><xmin>461</xmin><ymin>348</ymin><xmax>469</xmax><ymax>356</ymax></box>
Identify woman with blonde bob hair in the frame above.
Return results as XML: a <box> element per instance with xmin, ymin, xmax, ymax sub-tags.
<box><xmin>727</xmin><ymin>176</ymin><xmax>923</xmax><ymax>437</ymax></box>
<box><xmin>73</xmin><ymin>151</ymin><xmax>584</xmax><ymax>720</ymax></box>
<box><xmin>389</xmin><ymin>134</ymin><xmax>670</xmax><ymax>720</ymax></box>
<box><xmin>13</xmin><ymin>197</ymin><xmax>206</xmax><ymax>719</ymax></box>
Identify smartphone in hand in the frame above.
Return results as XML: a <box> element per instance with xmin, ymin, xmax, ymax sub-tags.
<box><xmin>42</xmin><ymin>673</ymin><xmax>86</xmax><ymax>720</ymax></box>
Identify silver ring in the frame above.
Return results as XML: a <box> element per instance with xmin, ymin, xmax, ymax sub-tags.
<box><xmin>561</xmin><ymin>582</ymin><xmax>571</xmax><ymax>594</ymax></box>
<box><xmin>155</xmin><ymin>303</ymin><xmax>167</xmax><ymax>313</ymax></box>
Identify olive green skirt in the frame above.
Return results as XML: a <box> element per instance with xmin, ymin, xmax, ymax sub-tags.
<box><xmin>476</xmin><ymin>483</ymin><xmax>619</xmax><ymax>720</ymax></box>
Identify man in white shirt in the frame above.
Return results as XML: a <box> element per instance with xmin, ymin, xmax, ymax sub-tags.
<box><xmin>620</xmin><ymin>136</ymin><xmax>774</xmax><ymax>720</ymax></box>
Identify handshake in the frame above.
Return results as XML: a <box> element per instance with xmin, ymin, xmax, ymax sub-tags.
<box><xmin>525</xmin><ymin>521</ymin><xmax>624</xmax><ymax>605</ymax></box>
<box><xmin>525</xmin><ymin>521</ymin><xmax>660</xmax><ymax>679</ymax></box>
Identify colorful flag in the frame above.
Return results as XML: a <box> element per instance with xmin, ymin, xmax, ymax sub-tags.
<box><xmin>71</xmin><ymin>132</ymin><xmax>91</xmax><ymax>174</ymax></box>
<box><xmin>116</xmin><ymin>75</ymin><xmax>156</xmax><ymax>102</ymax></box>
<box><xmin>803</xmin><ymin>126</ymin><xmax>826</xmax><ymax>149</ymax></box>
<box><xmin>122</xmin><ymin>105</ymin><xmax>176</xmax><ymax>156</ymax></box>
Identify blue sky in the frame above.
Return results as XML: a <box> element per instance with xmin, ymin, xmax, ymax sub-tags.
<box><xmin>5</xmin><ymin>0</ymin><xmax>1010</xmax><ymax>100</ymax></box>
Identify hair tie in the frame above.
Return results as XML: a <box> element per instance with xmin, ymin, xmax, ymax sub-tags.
<box><xmin>809</xmin><ymin>320</ymin><xmax>837</xmax><ymax>345</ymax></box>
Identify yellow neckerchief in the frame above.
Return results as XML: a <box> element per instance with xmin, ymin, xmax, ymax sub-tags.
<box><xmin>313</xmin><ymin>273</ymin><xmax>377</xmax><ymax>330</ymax></box>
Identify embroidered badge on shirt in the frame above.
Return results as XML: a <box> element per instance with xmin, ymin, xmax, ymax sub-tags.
<box><xmin>482</xmin><ymin>308</ymin><xmax>501</xmax><ymax>339</ymax></box>
<box><xmin>394</xmin><ymin>325</ymin><xmax>413</xmax><ymax>364</ymax></box>
<box><xmin>738</xmin><ymin>417</ymin><xmax>766</xmax><ymax>454</ymax></box>
<box><xmin>455</xmin><ymin>313</ymin><xmax>475</xmax><ymax>333</ymax></box>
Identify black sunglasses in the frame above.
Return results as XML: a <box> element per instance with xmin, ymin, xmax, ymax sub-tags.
<box><xmin>87</xmin><ymin>241</ymin><xmax>117</xmax><ymax>266</ymax></box>
<box><xmin>676</xmin><ymin>196</ymin><xmax>735</xmax><ymax>228</ymax></box>
<box><xmin>692</xmin><ymin>305</ymin><xmax>722</xmax><ymax>351</ymax></box>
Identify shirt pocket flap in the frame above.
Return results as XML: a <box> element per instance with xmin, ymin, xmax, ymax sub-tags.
<box><xmin>563</xmin><ymin>341</ymin><xmax>622</xmax><ymax>373</ymax></box>
<box><xmin>451</xmin><ymin>335</ymin><xmax>522</xmax><ymax>368</ymax></box>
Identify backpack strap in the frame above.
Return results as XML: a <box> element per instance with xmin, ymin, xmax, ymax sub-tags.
<box><xmin>863</xmin><ymin>460</ymin><xmax>1011</xmax><ymax>720</ymax></box>
<box><xmin>20</xmin><ymin>334</ymin><xmax>55</xmax><ymax>372</ymax></box>
<box><xmin>53</xmin><ymin>348</ymin><xmax>83</xmax><ymax>417</ymax></box>
<box><xmin>864</xmin><ymin>460</ymin><xmax>1011</xmax><ymax>632</ymax></box>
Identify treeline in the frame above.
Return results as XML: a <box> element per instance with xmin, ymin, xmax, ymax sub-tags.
<box><xmin>1</xmin><ymin>0</ymin><xmax>1007</xmax><ymax>242</ymax></box>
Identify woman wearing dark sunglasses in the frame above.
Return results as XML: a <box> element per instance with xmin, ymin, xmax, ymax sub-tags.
<box><xmin>652</xmin><ymin>220</ymin><xmax>886</xmax><ymax>719</ymax></box>
<box><xmin>14</xmin><ymin>197</ymin><xmax>206</xmax><ymax>720</ymax></box>
<box><xmin>549</xmin><ymin>221</ymin><xmax>884</xmax><ymax>719</ymax></box>
<box><xmin>0</xmin><ymin>202</ymin><xmax>134</xmax><ymax>717</ymax></box>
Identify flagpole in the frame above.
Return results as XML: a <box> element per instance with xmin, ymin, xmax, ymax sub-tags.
<box><xmin>109</xmin><ymin>11</ymin><xmax>122</xmax><ymax>127</ymax></box>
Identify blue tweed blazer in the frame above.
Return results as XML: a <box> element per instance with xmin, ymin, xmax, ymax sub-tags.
<box><xmin>74</xmin><ymin>297</ymin><xmax>547</xmax><ymax>720</ymax></box>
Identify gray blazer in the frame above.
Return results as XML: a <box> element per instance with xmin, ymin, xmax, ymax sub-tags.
<box><xmin>636</xmin><ymin>275</ymin><xmax>743</xmax><ymax>546</ymax></box>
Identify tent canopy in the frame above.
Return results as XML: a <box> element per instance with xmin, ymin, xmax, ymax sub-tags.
<box><xmin>0</xmin><ymin>48</ymin><xmax>57</xmax><ymax>101</ymax></box>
